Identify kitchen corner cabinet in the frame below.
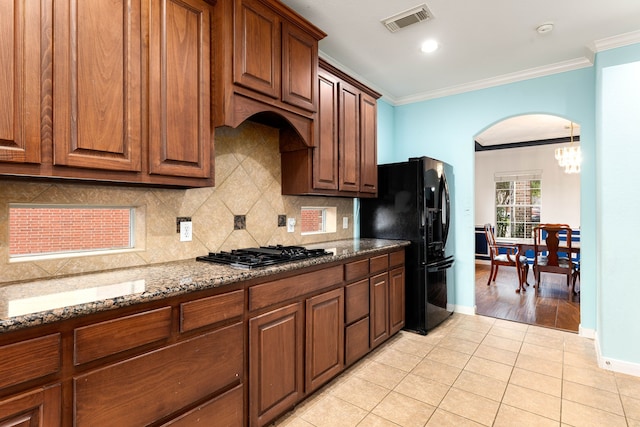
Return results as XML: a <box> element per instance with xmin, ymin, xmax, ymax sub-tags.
<box><xmin>281</xmin><ymin>58</ymin><xmax>381</xmax><ymax>197</ymax></box>
<box><xmin>213</xmin><ymin>0</ymin><xmax>325</xmax><ymax>147</ymax></box>
<box><xmin>0</xmin><ymin>0</ymin><xmax>214</xmax><ymax>187</ymax></box>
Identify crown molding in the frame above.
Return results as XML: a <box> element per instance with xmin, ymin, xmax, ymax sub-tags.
<box><xmin>320</xmin><ymin>31</ymin><xmax>640</xmax><ymax>107</ymax></box>
<box><xmin>393</xmin><ymin>58</ymin><xmax>593</xmax><ymax>105</ymax></box>
<box><xmin>592</xmin><ymin>30</ymin><xmax>640</xmax><ymax>52</ymax></box>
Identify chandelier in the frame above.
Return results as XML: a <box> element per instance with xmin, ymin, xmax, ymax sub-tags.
<box><xmin>555</xmin><ymin>121</ymin><xmax>582</xmax><ymax>174</ymax></box>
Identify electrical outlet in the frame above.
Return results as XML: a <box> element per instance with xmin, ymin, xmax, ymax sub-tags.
<box><xmin>180</xmin><ymin>221</ymin><xmax>192</xmax><ymax>242</ymax></box>
<box><xmin>343</xmin><ymin>217</ymin><xmax>349</xmax><ymax>229</ymax></box>
<box><xmin>287</xmin><ymin>217</ymin><xmax>296</xmax><ymax>233</ymax></box>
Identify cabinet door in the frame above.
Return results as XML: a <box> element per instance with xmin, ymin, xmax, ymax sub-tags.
<box><xmin>148</xmin><ymin>0</ymin><xmax>212</xmax><ymax>178</ymax></box>
<box><xmin>313</xmin><ymin>70</ymin><xmax>339</xmax><ymax>190</ymax></box>
<box><xmin>359</xmin><ymin>92</ymin><xmax>378</xmax><ymax>195</ymax></box>
<box><xmin>338</xmin><ymin>81</ymin><xmax>360</xmax><ymax>192</ymax></box>
<box><xmin>53</xmin><ymin>0</ymin><xmax>142</xmax><ymax>171</ymax></box>
<box><xmin>234</xmin><ymin>0</ymin><xmax>280</xmax><ymax>98</ymax></box>
<box><xmin>282</xmin><ymin>21</ymin><xmax>317</xmax><ymax>111</ymax></box>
<box><xmin>0</xmin><ymin>385</ymin><xmax>61</xmax><ymax>427</ymax></box>
<box><xmin>249</xmin><ymin>302</ymin><xmax>303</xmax><ymax>427</ymax></box>
<box><xmin>305</xmin><ymin>288</ymin><xmax>344</xmax><ymax>393</ymax></box>
<box><xmin>370</xmin><ymin>272</ymin><xmax>389</xmax><ymax>348</ymax></box>
<box><xmin>0</xmin><ymin>0</ymin><xmax>41</xmax><ymax>164</ymax></box>
<box><xmin>389</xmin><ymin>266</ymin><xmax>406</xmax><ymax>335</ymax></box>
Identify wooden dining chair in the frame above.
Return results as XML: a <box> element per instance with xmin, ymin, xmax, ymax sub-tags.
<box><xmin>484</xmin><ymin>224</ymin><xmax>529</xmax><ymax>293</ymax></box>
<box><xmin>533</xmin><ymin>224</ymin><xmax>578</xmax><ymax>299</ymax></box>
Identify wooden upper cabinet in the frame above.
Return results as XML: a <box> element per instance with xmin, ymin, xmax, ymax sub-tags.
<box><xmin>148</xmin><ymin>0</ymin><xmax>212</xmax><ymax>178</ymax></box>
<box><xmin>282</xmin><ymin>21</ymin><xmax>317</xmax><ymax>111</ymax></box>
<box><xmin>233</xmin><ymin>0</ymin><xmax>280</xmax><ymax>98</ymax></box>
<box><xmin>281</xmin><ymin>60</ymin><xmax>381</xmax><ymax>198</ymax></box>
<box><xmin>215</xmin><ymin>0</ymin><xmax>324</xmax><ymax>142</ymax></box>
<box><xmin>338</xmin><ymin>81</ymin><xmax>360</xmax><ymax>193</ymax></box>
<box><xmin>0</xmin><ymin>0</ymin><xmax>42</xmax><ymax>164</ymax></box>
<box><xmin>313</xmin><ymin>69</ymin><xmax>339</xmax><ymax>190</ymax></box>
<box><xmin>53</xmin><ymin>0</ymin><xmax>142</xmax><ymax>171</ymax></box>
<box><xmin>233</xmin><ymin>0</ymin><xmax>318</xmax><ymax>112</ymax></box>
<box><xmin>359</xmin><ymin>93</ymin><xmax>378</xmax><ymax>194</ymax></box>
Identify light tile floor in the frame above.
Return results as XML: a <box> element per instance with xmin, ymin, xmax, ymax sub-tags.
<box><xmin>272</xmin><ymin>313</ymin><xmax>640</xmax><ymax>427</ymax></box>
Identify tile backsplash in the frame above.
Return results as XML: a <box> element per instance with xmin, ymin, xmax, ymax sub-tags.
<box><xmin>0</xmin><ymin>121</ymin><xmax>354</xmax><ymax>284</ymax></box>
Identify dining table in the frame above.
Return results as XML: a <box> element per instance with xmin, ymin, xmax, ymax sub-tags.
<box><xmin>495</xmin><ymin>238</ymin><xmax>580</xmax><ymax>292</ymax></box>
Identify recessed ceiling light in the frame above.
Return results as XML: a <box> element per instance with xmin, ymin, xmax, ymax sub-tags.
<box><xmin>421</xmin><ymin>39</ymin><xmax>439</xmax><ymax>53</ymax></box>
<box><xmin>536</xmin><ymin>23</ymin><xmax>554</xmax><ymax>34</ymax></box>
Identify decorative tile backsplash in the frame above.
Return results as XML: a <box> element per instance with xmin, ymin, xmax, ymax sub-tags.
<box><xmin>0</xmin><ymin>121</ymin><xmax>354</xmax><ymax>284</ymax></box>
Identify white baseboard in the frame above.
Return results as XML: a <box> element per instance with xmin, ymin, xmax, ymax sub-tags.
<box><xmin>453</xmin><ymin>304</ymin><xmax>476</xmax><ymax>316</ymax></box>
<box><xmin>578</xmin><ymin>325</ymin><xmax>596</xmax><ymax>339</ymax></box>
<box><xmin>595</xmin><ymin>334</ymin><xmax>640</xmax><ymax>377</ymax></box>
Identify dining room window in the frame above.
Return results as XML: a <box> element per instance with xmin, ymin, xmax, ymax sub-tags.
<box><xmin>494</xmin><ymin>171</ymin><xmax>541</xmax><ymax>239</ymax></box>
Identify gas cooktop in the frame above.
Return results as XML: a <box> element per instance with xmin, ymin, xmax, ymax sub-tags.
<box><xmin>196</xmin><ymin>245</ymin><xmax>333</xmax><ymax>269</ymax></box>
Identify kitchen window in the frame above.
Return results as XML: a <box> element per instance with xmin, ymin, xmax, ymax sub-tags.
<box><xmin>494</xmin><ymin>172</ymin><xmax>541</xmax><ymax>239</ymax></box>
<box><xmin>9</xmin><ymin>204</ymin><xmax>136</xmax><ymax>260</ymax></box>
<box><xmin>301</xmin><ymin>207</ymin><xmax>337</xmax><ymax>235</ymax></box>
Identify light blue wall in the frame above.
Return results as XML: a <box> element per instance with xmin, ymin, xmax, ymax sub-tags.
<box><xmin>378</xmin><ymin>68</ymin><xmax>596</xmax><ymax>329</ymax></box>
<box><xmin>375</xmin><ymin>42</ymin><xmax>640</xmax><ymax>367</ymax></box>
<box><xmin>595</xmin><ymin>44</ymin><xmax>640</xmax><ymax>365</ymax></box>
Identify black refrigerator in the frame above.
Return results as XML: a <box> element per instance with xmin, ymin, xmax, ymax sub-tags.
<box><xmin>360</xmin><ymin>157</ymin><xmax>454</xmax><ymax>334</ymax></box>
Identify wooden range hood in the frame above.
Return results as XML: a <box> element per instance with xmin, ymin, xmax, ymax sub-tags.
<box><xmin>212</xmin><ymin>0</ymin><xmax>327</xmax><ymax>151</ymax></box>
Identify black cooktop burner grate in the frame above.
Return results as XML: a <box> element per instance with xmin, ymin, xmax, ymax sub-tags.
<box><xmin>196</xmin><ymin>245</ymin><xmax>333</xmax><ymax>269</ymax></box>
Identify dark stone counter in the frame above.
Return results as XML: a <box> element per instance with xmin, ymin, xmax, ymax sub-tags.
<box><xmin>0</xmin><ymin>238</ymin><xmax>409</xmax><ymax>333</ymax></box>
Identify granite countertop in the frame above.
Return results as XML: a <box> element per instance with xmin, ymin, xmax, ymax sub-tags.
<box><xmin>0</xmin><ymin>238</ymin><xmax>409</xmax><ymax>333</ymax></box>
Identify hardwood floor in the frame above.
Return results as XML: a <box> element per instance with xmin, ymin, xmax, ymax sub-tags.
<box><xmin>475</xmin><ymin>263</ymin><xmax>580</xmax><ymax>332</ymax></box>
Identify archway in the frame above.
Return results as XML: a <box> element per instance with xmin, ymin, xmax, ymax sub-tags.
<box><xmin>473</xmin><ymin>114</ymin><xmax>581</xmax><ymax>331</ymax></box>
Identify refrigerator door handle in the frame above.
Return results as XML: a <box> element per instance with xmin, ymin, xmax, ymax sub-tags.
<box><xmin>426</xmin><ymin>255</ymin><xmax>455</xmax><ymax>272</ymax></box>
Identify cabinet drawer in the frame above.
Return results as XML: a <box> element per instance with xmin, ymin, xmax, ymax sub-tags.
<box><xmin>345</xmin><ymin>279</ymin><xmax>369</xmax><ymax>324</ymax></box>
<box><xmin>389</xmin><ymin>250</ymin><xmax>405</xmax><ymax>268</ymax></box>
<box><xmin>345</xmin><ymin>317</ymin><xmax>369</xmax><ymax>365</ymax></box>
<box><xmin>344</xmin><ymin>259</ymin><xmax>369</xmax><ymax>281</ymax></box>
<box><xmin>75</xmin><ymin>322</ymin><xmax>243</xmax><ymax>427</ymax></box>
<box><xmin>161</xmin><ymin>384</ymin><xmax>243</xmax><ymax>426</ymax></box>
<box><xmin>181</xmin><ymin>290</ymin><xmax>244</xmax><ymax>332</ymax></box>
<box><xmin>249</xmin><ymin>265</ymin><xmax>343</xmax><ymax>311</ymax></box>
<box><xmin>74</xmin><ymin>307</ymin><xmax>172</xmax><ymax>365</ymax></box>
<box><xmin>370</xmin><ymin>254</ymin><xmax>389</xmax><ymax>274</ymax></box>
<box><xmin>0</xmin><ymin>334</ymin><xmax>61</xmax><ymax>389</ymax></box>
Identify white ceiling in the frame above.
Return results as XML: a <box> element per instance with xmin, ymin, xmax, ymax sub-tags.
<box><xmin>280</xmin><ymin>0</ymin><xmax>640</xmax><ymax>106</ymax></box>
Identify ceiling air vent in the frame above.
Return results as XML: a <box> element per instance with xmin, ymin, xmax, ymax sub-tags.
<box><xmin>382</xmin><ymin>4</ymin><xmax>433</xmax><ymax>33</ymax></box>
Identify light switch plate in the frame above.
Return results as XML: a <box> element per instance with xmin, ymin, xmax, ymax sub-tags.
<box><xmin>343</xmin><ymin>217</ymin><xmax>349</xmax><ymax>229</ymax></box>
<box><xmin>287</xmin><ymin>218</ymin><xmax>296</xmax><ymax>233</ymax></box>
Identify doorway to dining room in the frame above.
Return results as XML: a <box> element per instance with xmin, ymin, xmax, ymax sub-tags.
<box><xmin>473</xmin><ymin>114</ymin><xmax>581</xmax><ymax>332</ymax></box>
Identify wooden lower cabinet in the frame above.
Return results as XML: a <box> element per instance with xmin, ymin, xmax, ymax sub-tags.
<box><xmin>249</xmin><ymin>303</ymin><xmax>304</xmax><ymax>427</ymax></box>
<box><xmin>74</xmin><ymin>322</ymin><xmax>243</xmax><ymax>426</ymax></box>
<box><xmin>389</xmin><ymin>266</ymin><xmax>406</xmax><ymax>335</ymax></box>
<box><xmin>305</xmin><ymin>288</ymin><xmax>344</xmax><ymax>393</ymax></box>
<box><xmin>345</xmin><ymin>316</ymin><xmax>370</xmax><ymax>366</ymax></box>
<box><xmin>344</xmin><ymin>278</ymin><xmax>370</xmax><ymax>366</ymax></box>
<box><xmin>0</xmin><ymin>385</ymin><xmax>61</xmax><ymax>427</ymax></box>
<box><xmin>0</xmin><ymin>248</ymin><xmax>405</xmax><ymax>427</ymax></box>
<box><xmin>370</xmin><ymin>272</ymin><xmax>389</xmax><ymax>349</ymax></box>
